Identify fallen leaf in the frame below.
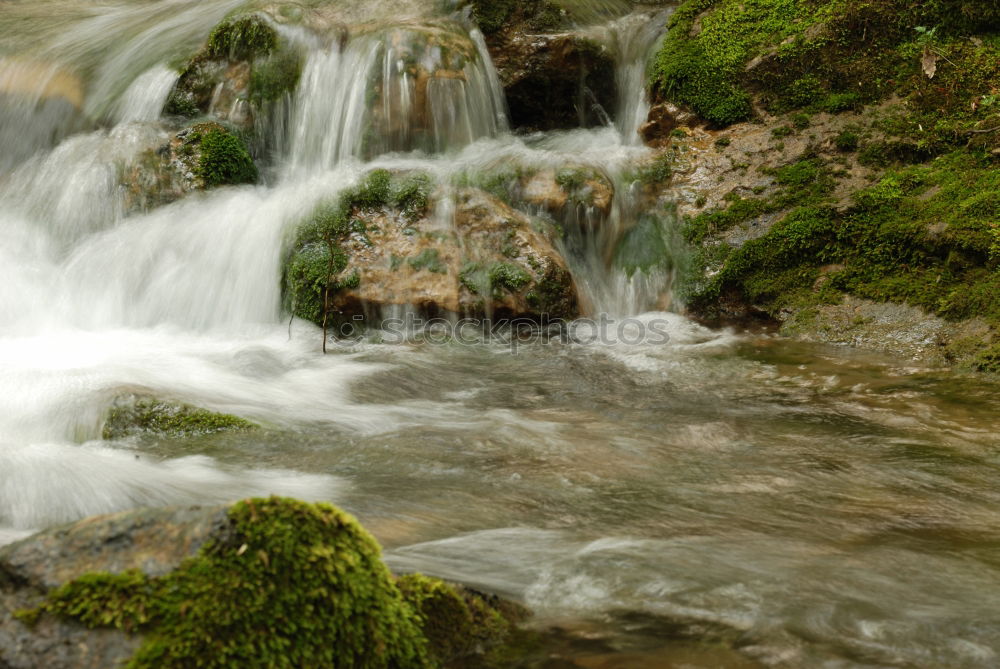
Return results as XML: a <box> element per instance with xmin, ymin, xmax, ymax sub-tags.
<box><xmin>921</xmin><ymin>47</ymin><xmax>939</xmax><ymax>79</ymax></box>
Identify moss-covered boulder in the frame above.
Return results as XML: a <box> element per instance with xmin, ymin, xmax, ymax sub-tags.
<box><xmin>165</xmin><ymin>14</ymin><xmax>303</xmax><ymax>129</ymax></box>
<box><xmin>102</xmin><ymin>395</ymin><xmax>257</xmax><ymax>440</ymax></box>
<box><xmin>283</xmin><ymin>169</ymin><xmax>579</xmax><ymax>326</ymax></box>
<box><xmin>121</xmin><ymin>121</ymin><xmax>258</xmax><ymax>211</ymax></box>
<box><xmin>0</xmin><ymin>498</ymin><xmax>525</xmax><ymax>669</ymax></box>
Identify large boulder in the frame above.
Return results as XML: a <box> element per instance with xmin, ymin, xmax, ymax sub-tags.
<box><xmin>283</xmin><ymin>169</ymin><xmax>579</xmax><ymax>326</ymax></box>
<box><xmin>0</xmin><ymin>498</ymin><xmax>525</xmax><ymax>669</ymax></box>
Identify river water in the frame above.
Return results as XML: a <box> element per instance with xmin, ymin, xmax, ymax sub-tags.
<box><xmin>2</xmin><ymin>1</ymin><xmax>1000</xmax><ymax>667</ymax></box>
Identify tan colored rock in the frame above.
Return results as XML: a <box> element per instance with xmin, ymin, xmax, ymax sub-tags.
<box><xmin>332</xmin><ymin>187</ymin><xmax>578</xmax><ymax>320</ymax></box>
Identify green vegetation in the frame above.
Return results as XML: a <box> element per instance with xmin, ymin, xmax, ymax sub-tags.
<box><xmin>459</xmin><ymin>261</ymin><xmax>532</xmax><ymax>297</ymax></box>
<box><xmin>650</xmin><ymin>0</ymin><xmax>1000</xmax><ymax>127</ymax></box>
<box><xmin>685</xmin><ymin>152</ymin><xmax>1000</xmax><ymax>346</ymax></box>
<box><xmin>408</xmin><ymin>248</ymin><xmax>448</xmax><ymax>274</ymax></box>
<box><xmin>284</xmin><ymin>170</ymin><xmax>434</xmax><ymax>325</ymax></box>
<box><xmin>17</xmin><ymin>498</ymin><xmax>514</xmax><ymax>668</ymax></box>
<box><xmin>468</xmin><ymin>0</ymin><xmax>565</xmax><ymax>34</ymax></box>
<box><xmin>194</xmin><ymin>125</ymin><xmax>258</xmax><ymax>187</ymax></box>
<box><xmin>102</xmin><ymin>396</ymin><xmax>256</xmax><ymax>439</ymax></box>
<box><xmin>205</xmin><ymin>15</ymin><xmax>277</xmax><ymax>61</ymax></box>
<box><xmin>249</xmin><ymin>48</ymin><xmax>304</xmax><ymax>105</ymax></box>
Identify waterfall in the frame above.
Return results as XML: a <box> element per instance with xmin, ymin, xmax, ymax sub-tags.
<box><xmin>0</xmin><ymin>0</ymin><xmax>674</xmax><ymax>535</ymax></box>
<box><xmin>286</xmin><ymin>22</ymin><xmax>507</xmax><ymax>171</ymax></box>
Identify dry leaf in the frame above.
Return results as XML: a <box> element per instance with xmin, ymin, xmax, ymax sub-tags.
<box><xmin>921</xmin><ymin>47</ymin><xmax>939</xmax><ymax>79</ymax></box>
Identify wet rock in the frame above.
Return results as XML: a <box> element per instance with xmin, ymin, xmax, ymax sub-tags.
<box><xmin>283</xmin><ymin>170</ymin><xmax>579</xmax><ymax>325</ymax></box>
<box><xmin>521</xmin><ymin>166</ymin><xmax>615</xmax><ymax>226</ymax></box>
<box><xmin>0</xmin><ymin>498</ymin><xmax>527</xmax><ymax>669</ymax></box>
<box><xmin>488</xmin><ymin>33</ymin><xmax>616</xmax><ymax>131</ymax></box>
<box><xmin>120</xmin><ymin>121</ymin><xmax>257</xmax><ymax>212</ymax></box>
<box><xmin>640</xmin><ymin>102</ymin><xmax>702</xmax><ymax>147</ymax></box>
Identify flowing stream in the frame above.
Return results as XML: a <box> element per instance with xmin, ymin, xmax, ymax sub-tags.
<box><xmin>2</xmin><ymin>2</ymin><xmax>1000</xmax><ymax>667</ymax></box>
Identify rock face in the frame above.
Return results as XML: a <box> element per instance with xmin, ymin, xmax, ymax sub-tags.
<box><xmin>0</xmin><ymin>498</ymin><xmax>526</xmax><ymax>669</ymax></box>
<box><xmin>338</xmin><ymin>188</ymin><xmax>577</xmax><ymax>320</ymax></box>
<box><xmin>490</xmin><ymin>33</ymin><xmax>616</xmax><ymax>131</ymax></box>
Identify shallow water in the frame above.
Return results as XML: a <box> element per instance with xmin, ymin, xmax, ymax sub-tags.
<box><xmin>3</xmin><ymin>1</ymin><xmax>1000</xmax><ymax>666</ymax></box>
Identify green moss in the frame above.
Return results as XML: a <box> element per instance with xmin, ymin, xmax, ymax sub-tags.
<box><xmin>408</xmin><ymin>248</ymin><xmax>448</xmax><ymax>274</ymax></box>
<box><xmin>102</xmin><ymin>397</ymin><xmax>256</xmax><ymax>439</ymax></box>
<box><xmin>195</xmin><ymin>127</ymin><xmax>258</xmax><ymax>187</ymax></box>
<box><xmin>18</xmin><ymin>498</ymin><xmax>437</xmax><ymax>668</ymax></box>
<box><xmin>686</xmin><ymin>151</ymin><xmax>1000</xmax><ymax>337</ymax></box>
<box><xmin>971</xmin><ymin>343</ymin><xmax>1000</xmax><ymax>374</ymax></box>
<box><xmin>398</xmin><ymin>575</ymin><xmax>516</xmax><ymax>665</ymax></box>
<box><xmin>833</xmin><ymin>129</ymin><xmax>859</xmax><ymax>151</ymax></box>
<box><xmin>249</xmin><ymin>48</ymin><xmax>304</xmax><ymax>105</ymax></box>
<box><xmin>164</xmin><ymin>91</ymin><xmax>199</xmax><ymax>118</ymax></box>
<box><xmin>489</xmin><ymin>262</ymin><xmax>532</xmax><ymax>293</ymax></box>
<box><xmin>649</xmin><ymin>0</ymin><xmax>1000</xmax><ymax>129</ymax></box>
<box><xmin>205</xmin><ymin>15</ymin><xmax>277</xmax><ymax>61</ymax></box>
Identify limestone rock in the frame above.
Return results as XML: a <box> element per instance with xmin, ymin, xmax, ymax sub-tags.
<box><xmin>640</xmin><ymin>102</ymin><xmax>702</xmax><ymax>147</ymax></box>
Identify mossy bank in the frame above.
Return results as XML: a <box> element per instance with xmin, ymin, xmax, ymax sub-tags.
<box><xmin>652</xmin><ymin>0</ymin><xmax>1000</xmax><ymax>371</ymax></box>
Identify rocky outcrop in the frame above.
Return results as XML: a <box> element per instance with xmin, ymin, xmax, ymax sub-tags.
<box><xmin>0</xmin><ymin>498</ymin><xmax>526</xmax><ymax>669</ymax></box>
<box><xmin>120</xmin><ymin>121</ymin><xmax>258</xmax><ymax>212</ymax></box>
<box><xmin>284</xmin><ymin>169</ymin><xmax>579</xmax><ymax>326</ymax></box>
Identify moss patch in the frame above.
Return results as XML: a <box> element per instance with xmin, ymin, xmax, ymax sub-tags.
<box><xmin>205</xmin><ymin>15</ymin><xmax>277</xmax><ymax>62</ymax></box>
<box><xmin>102</xmin><ymin>396</ymin><xmax>256</xmax><ymax>439</ymax></box>
<box><xmin>193</xmin><ymin>125</ymin><xmax>258</xmax><ymax>187</ymax></box>
<box><xmin>650</xmin><ymin>0</ymin><xmax>1000</xmax><ymax>128</ymax></box>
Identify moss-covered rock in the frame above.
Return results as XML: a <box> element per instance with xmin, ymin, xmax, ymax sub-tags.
<box><xmin>283</xmin><ymin>169</ymin><xmax>579</xmax><ymax>327</ymax></box>
<box><xmin>1</xmin><ymin>498</ymin><xmax>525</xmax><ymax>669</ymax></box>
<box><xmin>102</xmin><ymin>395</ymin><xmax>257</xmax><ymax>440</ymax></box>
<box><xmin>166</xmin><ymin>13</ymin><xmax>302</xmax><ymax>129</ymax></box>
<box><xmin>120</xmin><ymin>121</ymin><xmax>258</xmax><ymax>212</ymax></box>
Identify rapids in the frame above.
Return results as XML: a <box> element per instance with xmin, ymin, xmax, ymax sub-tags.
<box><xmin>2</xmin><ymin>1</ymin><xmax>1000</xmax><ymax>667</ymax></box>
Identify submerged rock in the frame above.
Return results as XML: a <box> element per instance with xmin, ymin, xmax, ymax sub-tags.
<box><xmin>283</xmin><ymin>169</ymin><xmax>579</xmax><ymax>326</ymax></box>
<box><xmin>0</xmin><ymin>498</ymin><xmax>526</xmax><ymax>669</ymax></box>
<box><xmin>101</xmin><ymin>394</ymin><xmax>257</xmax><ymax>440</ymax></box>
<box><xmin>120</xmin><ymin>121</ymin><xmax>258</xmax><ymax>211</ymax></box>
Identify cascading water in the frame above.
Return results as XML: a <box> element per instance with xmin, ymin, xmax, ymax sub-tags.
<box><xmin>5</xmin><ymin>2</ymin><xmax>1000</xmax><ymax>667</ymax></box>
